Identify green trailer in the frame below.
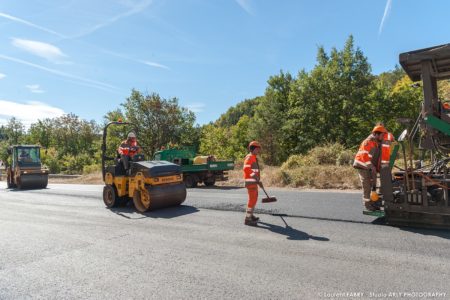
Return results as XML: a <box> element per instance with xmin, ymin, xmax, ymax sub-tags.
<box><xmin>153</xmin><ymin>148</ymin><xmax>235</xmax><ymax>188</ymax></box>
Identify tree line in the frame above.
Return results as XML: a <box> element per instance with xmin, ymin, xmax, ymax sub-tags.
<box><xmin>1</xmin><ymin>35</ymin><xmax>448</xmax><ymax>173</ymax></box>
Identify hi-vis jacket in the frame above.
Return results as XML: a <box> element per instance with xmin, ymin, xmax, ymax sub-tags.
<box><xmin>381</xmin><ymin>132</ymin><xmax>395</xmax><ymax>166</ymax></box>
<box><xmin>353</xmin><ymin>134</ymin><xmax>380</xmax><ymax>170</ymax></box>
<box><xmin>243</xmin><ymin>153</ymin><xmax>260</xmax><ymax>187</ymax></box>
<box><xmin>118</xmin><ymin>139</ymin><xmax>140</xmax><ymax>157</ymax></box>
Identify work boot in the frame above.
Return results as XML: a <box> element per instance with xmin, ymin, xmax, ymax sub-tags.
<box><xmin>244</xmin><ymin>217</ymin><xmax>258</xmax><ymax>226</ymax></box>
<box><xmin>250</xmin><ymin>215</ymin><xmax>259</xmax><ymax>221</ymax></box>
<box><xmin>364</xmin><ymin>202</ymin><xmax>381</xmax><ymax>211</ymax></box>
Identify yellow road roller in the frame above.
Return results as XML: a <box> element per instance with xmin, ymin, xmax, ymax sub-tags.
<box><xmin>101</xmin><ymin>121</ymin><xmax>186</xmax><ymax>212</ymax></box>
<box><xmin>6</xmin><ymin>145</ymin><xmax>49</xmax><ymax>189</ymax></box>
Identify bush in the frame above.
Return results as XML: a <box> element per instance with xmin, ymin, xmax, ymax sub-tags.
<box><xmin>41</xmin><ymin>147</ymin><xmax>61</xmax><ymax>173</ymax></box>
<box><xmin>281</xmin><ymin>155</ymin><xmax>307</xmax><ymax>170</ymax></box>
<box><xmin>61</xmin><ymin>153</ymin><xmax>93</xmax><ymax>174</ymax></box>
<box><xmin>307</xmin><ymin>143</ymin><xmax>346</xmax><ymax>165</ymax></box>
<box><xmin>281</xmin><ymin>143</ymin><xmax>353</xmax><ymax>170</ymax></box>
<box><xmin>336</xmin><ymin>149</ymin><xmax>355</xmax><ymax>166</ymax></box>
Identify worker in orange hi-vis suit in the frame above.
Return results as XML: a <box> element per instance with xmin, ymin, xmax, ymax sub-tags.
<box><xmin>243</xmin><ymin>141</ymin><xmax>262</xmax><ymax>226</ymax></box>
<box><xmin>118</xmin><ymin>132</ymin><xmax>141</xmax><ymax>171</ymax></box>
<box><xmin>353</xmin><ymin>125</ymin><xmax>386</xmax><ymax>211</ymax></box>
<box><xmin>379</xmin><ymin>130</ymin><xmax>395</xmax><ymax>202</ymax></box>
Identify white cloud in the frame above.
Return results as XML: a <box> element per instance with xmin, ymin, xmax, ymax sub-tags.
<box><xmin>142</xmin><ymin>60</ymin><xmax>170</xmax><ymax>70</ymax></box>
<box><xmin>186</xmin><ymin>103</ymin><xmax>205</xmax><ymax>113</ymax></box>
<box><xmin>379</xmin><ymin>0</ymin><xmax>392</xmax><ymax>35</ymax></box>
<box><xmin>26</xmin><ymin>84</ymin><xmax>45</xmax><ymax>94</ymax></box>
<box><xmin>0</xmin><ymin>54</ymin><xmax>118</xmax><ymax>92</ymax></box>
<box><xmin>12</xmin><ymin>38</ymin><xmax>69</xmax><ymax>64</ymax></box>
<box><xmin>0</xmin><ymin>12</ymin><xmax>65</xmax><ymax>38</ymax></box>
<box><xmin>235</xmin><ymin>0</ymin><xmax>254</xmax><ymax>15</ymax></box>
<box><xmin>71</xmin><ymin>0</ymin><xmax>152</xmax><ymax>38</ymax></box>
<box><xmin>0</xmin><ymin>100</ymin><xmax>65</xmax><ymax>127</ymax></box>
<box><xmin>0</xmin><ymin>73</ymin><xmax>5</xmax><ymax>79</ymax></box>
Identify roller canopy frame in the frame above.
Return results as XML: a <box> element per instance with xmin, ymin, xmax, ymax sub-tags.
<box><xmin>101</xmin><ymin>121</ymin><xmax>138</xmax><ymax>181</ymax></box>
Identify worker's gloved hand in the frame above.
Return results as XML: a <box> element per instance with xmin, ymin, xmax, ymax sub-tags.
<box><xmin>258</xmin><ymin>181</ymin><xmax>263</xmax><ymax>188</ymax></box>
<box><xmin>370</xmin><ymin>165</ymin><xmax>377</xmax><ymax>180</ymax></box>
<box><xmin>130</xmin><ymin>146</ymin><xmax>138</xmax><ymax>152</ymax></box>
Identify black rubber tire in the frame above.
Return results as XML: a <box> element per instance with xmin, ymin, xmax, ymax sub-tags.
<box><xmin>6</xmin><ymin>179</ymin><xmax>16</xmax><ymax>189</ymax></box>
<box><xmin>6</xmin><ymin>172</ymin><xmax>16</xmax><ymax>189</ymax></box>
<box><xmin>103</xmin><ymin>185</ymin><xmax>120</xmax><ymax>208</ymax></box>
<box><xmin>204</xmin><ymin>178</ymin><xmax>216</xmax><ymax>187</ymax></box>
<box><xmin>184</xmin><ymin>175</ymin><xmax>198</xmax><ymax>188</ymax></box>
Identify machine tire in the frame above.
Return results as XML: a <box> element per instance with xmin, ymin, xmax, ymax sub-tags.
<box><xmin>133</xmin><ymin>190</ymin><xmax>151</xmax><ymax>213</ymax></box>
<box><xmin>184</xmin><ymin>175</ymin><xmax>198</xmax><ymax>188</ymax></box>
<box><xmin>7</xmin><ymin>178</ymin><xmax>16</xmax><ymax>189</ymax></box>
<box><xmin>204</xmin><ymin>178</ymin><xmax>216</xmax><ymax>187</ymax></box>
<box><xmin>103</xmin><ymin>185</ymin><xmax>120</xmax><ymax>208</ymax></box>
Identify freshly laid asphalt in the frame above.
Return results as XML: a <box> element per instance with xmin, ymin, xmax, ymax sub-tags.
<box><xmin>1</xmin><ymin>183</ymin><xmax>449</xmax><ymax>299</ymax></box>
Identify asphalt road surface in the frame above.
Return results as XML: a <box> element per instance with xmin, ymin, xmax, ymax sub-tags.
<box><xmin>1</xmin><ymin>183</ymin><xmax>450</xmax><ymax>299</ymax></box>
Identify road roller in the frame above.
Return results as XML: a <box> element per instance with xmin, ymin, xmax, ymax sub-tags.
<box><xmin>101</xmin><ymin>120</ymin><xmax>187</xmax><ymax>212</ymax></box>
<box><xmin>5</xmin><ymin>145</ymin><xmax>49</xmax><ymax>189</ymax></box>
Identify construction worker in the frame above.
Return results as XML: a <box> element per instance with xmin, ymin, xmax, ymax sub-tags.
<box><xmin>118</xmin><ymin>132</ymin><xmax>141</xmax><ymax>171</ymax></box>
<box><xmin>353</xmin><ymin>125</ymin><xmax>386</xmax><ymax>211</ymax></box>
<box><xmin>379</xmin><ymin>130</ymin><xmax>396</xmax><ymax>202</ymax></box>
<box><xmin>243</xmin><ymin>141</ymin><xmax>262</xmax><ymax>226</ymax></box>
<box><xmin>19</xmin><ymin>149</ymin><xmax>30</xmax><ymax>162</ymax></box>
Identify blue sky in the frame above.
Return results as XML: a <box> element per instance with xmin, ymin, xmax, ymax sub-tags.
<box><xmin>0</xmin><ymin>0</ymin><xmax>448</xmax><ymax>127</ymax></box>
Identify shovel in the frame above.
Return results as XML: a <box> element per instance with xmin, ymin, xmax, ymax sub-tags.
<box><xmin>259</xmin><ymin>182</ymin><xmax>278</xmax><ymax>203</ymax></box>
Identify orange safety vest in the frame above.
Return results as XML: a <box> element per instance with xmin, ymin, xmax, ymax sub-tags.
<box><xmin>243</xmin><ymin>153</ymin><xmax>260</xmax><ymax>186</ymax></box>
<box><xmin>353</xmin><ymin>135</ymin><xmax>380</xmax><ymax>170</ymax></box>
<box><xmin>381</xmin><ymin>132</ymin><xmax>395</xmax><ymax>166</ymax></box>
<box><xmin>118</xmin><ymin>139</ymin><xmax>140</xmax><ymax>157</ymax></box>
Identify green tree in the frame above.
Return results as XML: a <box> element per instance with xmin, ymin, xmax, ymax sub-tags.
<box><xmin>27</xmin><ymin>119</ymin><xmax>53</xmax><ymax>149</ymax></box>
<box><xmin>121</xmin><ymin>89</ymin><xmax>197</xmax><ymax>156</ymax></box>
<box><xmin>216</xmin><ymin>97</ymin><xmax>261</xmax><ymax>127</ymax></box>
<box><xmin>251</xmin><ymin>71</ymin><xmax>293</xmax><ymax>165</ymax></box>
<box><xmin>5</xmin><ymin>117</ymin><xmax>25</xmax><ymax>145</ymax></box>
<box><xmin>199</xmin><ymin>124</ymin><xmax>231</xmax><ymax>159</ymax></box>
<box><xmin>285</xmin><ymin>35</ymin><xmax>375</xmax><ymax>153</ymax></box>
<box><xmin>51</xmin><ymin>113</ymin><xmax>99</xmax><ymax>157</ymax></box>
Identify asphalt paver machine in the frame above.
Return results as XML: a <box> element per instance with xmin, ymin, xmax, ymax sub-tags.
<box><xmin>381</xmin><ymin>44</ymin><xmax>450</xmax><ymax>228</ymax></box>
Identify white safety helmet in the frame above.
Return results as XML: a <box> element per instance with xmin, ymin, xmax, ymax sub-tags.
<box><xmin>127</xmin><ymin>132</ymin><xmax>136</xmax><ymax>139</ymax></box>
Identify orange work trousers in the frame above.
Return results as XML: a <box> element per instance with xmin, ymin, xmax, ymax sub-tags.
<box><xmin>246</xmin><ymin>184</ymin><xmax>258</xmax><ymax>209</ymax></box>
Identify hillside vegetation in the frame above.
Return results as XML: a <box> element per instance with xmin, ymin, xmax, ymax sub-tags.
<box><xmin>1</xmin><ymin>35</ymin><xmax>449</xmax><ymax>185</ymax></box>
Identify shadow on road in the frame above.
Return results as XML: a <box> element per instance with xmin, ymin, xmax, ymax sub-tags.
<box><xmin>111</xmin><ymin>205</ymin><xmax>199</xmax><ymax>219</ymax></box>
<box><xmin>257</xmin><ymin>216</ymin><xmax>330</xmax><ymax>241</ymax></box>
<box><xmin>8</xmin><ymin>187</ymin><xmax>49</xmax><ymax>192</ymax></box>
<box><xmin>371</xmin><ymin>217</ymin><xmax>386</xmax><ymax>225</ymax></box>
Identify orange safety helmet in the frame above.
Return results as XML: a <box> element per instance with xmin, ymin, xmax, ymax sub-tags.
<box><xmin>372</xmin><ymin>125</ymin><xmax>387</xmax><ymax>134</ymax></box>
<box><xmin>248</xmin><ymin>141</ymin><xmax>261</xmax><ymax>150</ymax></box>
